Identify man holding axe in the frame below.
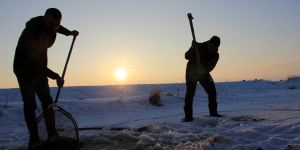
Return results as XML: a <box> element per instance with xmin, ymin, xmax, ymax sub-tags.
<box><xmin>184</xmin><ymin>13</ymin><xmax>222</xmax><ymax>122</ymax></box>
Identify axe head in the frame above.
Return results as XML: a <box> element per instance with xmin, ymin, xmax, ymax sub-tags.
<box><xmin>187</xmin><ymin>13</ymin><xmax>194</xmax><ymax>20</ymax></box>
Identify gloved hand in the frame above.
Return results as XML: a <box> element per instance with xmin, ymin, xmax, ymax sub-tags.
<box><xmin>56</xmin><ymin>76</ymin><xmax>64</xmax><ymax>88</ymax></box>
<box><xmin>70</xmin><ymin>30</ymin><xmax>79</xmax><ymax>36</ymax></box>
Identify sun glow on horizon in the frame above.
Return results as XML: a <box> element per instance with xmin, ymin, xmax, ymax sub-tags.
<box><xmin>115</xmin><ymin>68</ymin><xmax>127</xmax><ymax>81</ymax></box>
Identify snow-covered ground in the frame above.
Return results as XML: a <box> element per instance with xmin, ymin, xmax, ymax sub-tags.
<box><xmin>0</xmin><ymin>78</ymin><xmax>300</xmax><ymax>150</ymax></box>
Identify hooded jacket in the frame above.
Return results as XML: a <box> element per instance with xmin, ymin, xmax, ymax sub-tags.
<box><xmin>185</xmin><ymin>41</ymin><xmax>219</xmax><ymax>80</ymax></box>
<box><xmin>14</xmin><ymin>16</ymin><xmax>71</xmax><ymax>80</ymax></box>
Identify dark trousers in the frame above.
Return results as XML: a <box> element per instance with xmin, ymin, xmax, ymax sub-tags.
<box><xmin>184</xmin><ymin>74</ymin><xmax>218</xmax><ymax>119</ymax></box>
<box><xmin>16</xmin><ymin>73</ymin><xmax>55</xmax><ymax>141</ymax></box>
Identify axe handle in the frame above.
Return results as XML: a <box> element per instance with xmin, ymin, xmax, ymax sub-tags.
<box><xmin>187</xmin><ymin>13</ymin><xmax>201</xmax><ymax>66</ymax></box>
<box><xmin>188</xmin><ymin>18</ymin><xmax>196</xmax><ymax>41</ymax></box>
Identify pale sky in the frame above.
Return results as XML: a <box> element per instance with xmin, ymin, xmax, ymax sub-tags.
<box><xmin>1</xmin><ymin>0</ymin><xmax>300</xmax><ymax>88</ymax></box>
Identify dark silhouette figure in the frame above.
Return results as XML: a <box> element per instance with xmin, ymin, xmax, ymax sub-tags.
<box><xmin>13</xmin><ymin>8</ymin><xmax>79</xmax><ymax>149</ymax></box>
<box><xmin>184</xmin><ymin>36</ymin><xmax>221</xmax><ymax>122</ymax></box>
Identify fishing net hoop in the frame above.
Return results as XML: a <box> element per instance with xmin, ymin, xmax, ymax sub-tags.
<box><xmin>36</xmin><ymin>104</ymin><xmax>80</xmax><ymax>149</ymax></box>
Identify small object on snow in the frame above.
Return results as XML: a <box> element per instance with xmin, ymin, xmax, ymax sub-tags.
<box><xmin>149</xmin><ymin>87</ymin><xmax>162</xmax><ymax>106</ymax></box>
<box><xmin>284</xmin><ymin>144</ymin><xmax>298</xmax><ymax>150</ymax></box>
<box><xmin>153</xmin><ymin>143</ymin><xmax>163</xmax><ymax>150</ymax></box>
<box><xmin>166</xmin><ymin>92</ymin><xmax>173</xmax><ymax>96</ymax></box>
<box><xmin>287</xmin><ymin>85</ymin><xmax>297</xmax><ymax>90</ymax></box>
<box><xmin>1</xmin><ymin>96</ymin><xmax>10</xmax><ymax>108</ymax></box>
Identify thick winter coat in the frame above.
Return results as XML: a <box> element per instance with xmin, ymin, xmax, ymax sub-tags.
<box><xmin>13</xmin><ymin>16</ymin><xmax>71</xmax><ymax>80</ymax></box>
<box><xmin>185</xmin><ymin>41</ymin><xmax>219</xmax><ymax>81</ymax></box>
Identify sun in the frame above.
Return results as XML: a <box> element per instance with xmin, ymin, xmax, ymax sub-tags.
<box><xmin>115</xmin><ymin>68</ymin><xmax>127</xmax><ymax>81</ymax></box>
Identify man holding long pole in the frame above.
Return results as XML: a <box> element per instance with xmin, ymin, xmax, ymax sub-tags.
<box><xmin>184</xmin><ymin>13</ymin><xmax>222</xmax><ymax>122</ymax></box>
<box><xmin>13</xmin><ymin>8</ymin><xmax>79</xmax><ymax>149</ymax></box>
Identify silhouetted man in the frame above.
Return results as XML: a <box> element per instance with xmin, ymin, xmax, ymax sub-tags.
<box><xmin>13</xmin><ymin>8</ymin><xmax>79</xmax><ymax>149</ymax></box>
<box><xmin>184</xmin><ymin>36</ymin><xmax>221</xmax><ymax>122</ymax></box>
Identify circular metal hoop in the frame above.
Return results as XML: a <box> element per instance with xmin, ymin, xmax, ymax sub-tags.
<box><xmin>36</xmin><ymin>104</ymin><xmax>80</xmax><ymax>149</ymax></box>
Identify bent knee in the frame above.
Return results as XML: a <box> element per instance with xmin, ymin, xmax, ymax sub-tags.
<box><xmin>23</xmin><ymin>102</ymin><xmax>37</xmax><ymax>111</ymax></box>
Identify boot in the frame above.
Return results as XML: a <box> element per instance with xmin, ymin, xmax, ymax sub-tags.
<box><xmin>28</xmin><ymin>133</ymin><xmax>40</xmax><ymax>150</ymax></box>
<box><xmin>209</xmin><ymin>103</ymin><xmax>222</xmax><ymax>117</ymax></box>
<box><xmin>44</xmin><ymin>108</ymin><xmax>57</xmax><ymax>140</ymax></box>
<box><xmin>25</xmin><ymin>111</ymin><xmax>41</xmax><ymax>150</ymax></box>
<box><xmin>183</xmin><ymin>107</ymin><xmax>194</xmax><ymax>122</ymax></box>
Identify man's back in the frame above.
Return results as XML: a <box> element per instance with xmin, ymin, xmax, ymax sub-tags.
<box><xmin>185</xmin><ymin>42</ymin><xmax>219</xmax><ymax>74</ymax></box>
<box><xmin>13</xmin><ymin>16</ymin><xmax>69</xmax><ymax>79</ymax></box>
<box><xmin>14</xmin><ymin>16</ymin><xmax>50</xmax><ymax>79</ymax></box>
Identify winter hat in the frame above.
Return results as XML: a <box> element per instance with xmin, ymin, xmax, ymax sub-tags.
<box><xmin>210</xmin><ymin>36</ymin><xmax>220</xmax><ymax>47</ymax></box>
<box><xmin>45</xmin><ymin>8</ymin><xmax>62</xmax><ymax>21</ymax></box>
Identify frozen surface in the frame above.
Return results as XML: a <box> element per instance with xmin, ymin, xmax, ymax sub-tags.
<box><xmin>0</xmin><ymin>78</ymin><xmax>300</xmax><ymax>150</ymax></box>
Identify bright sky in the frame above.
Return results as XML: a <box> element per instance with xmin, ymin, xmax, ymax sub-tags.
<box><xmin>1</xmin><ymin>0</ymin><xmax>300</xmax><ymax>88</ymax></box>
